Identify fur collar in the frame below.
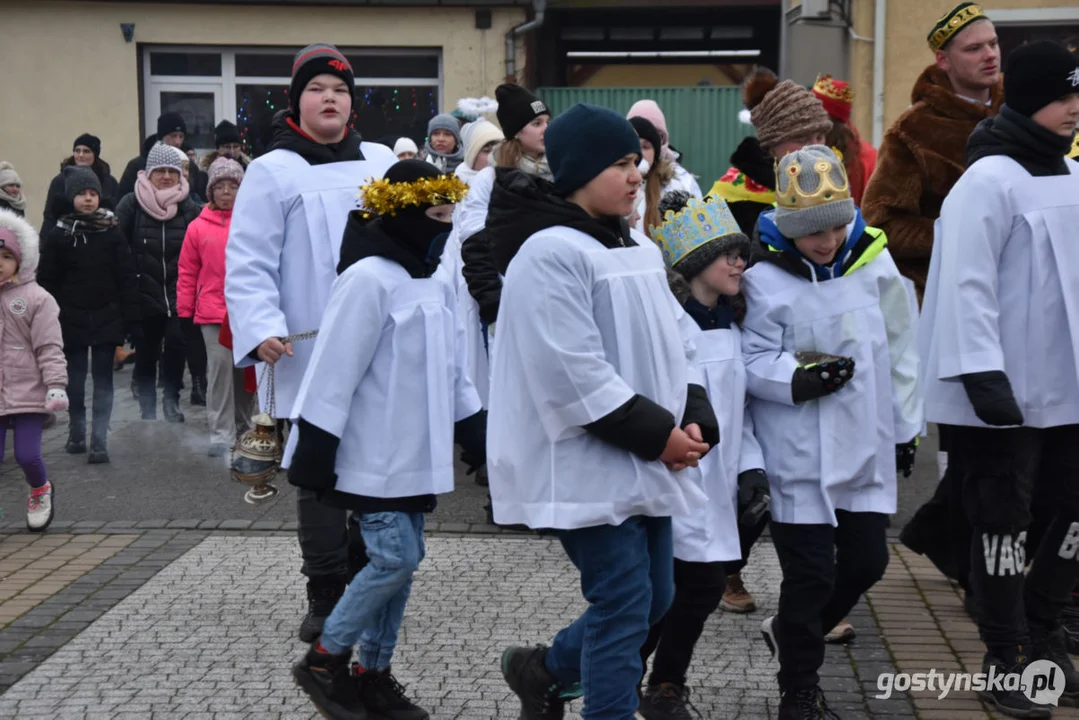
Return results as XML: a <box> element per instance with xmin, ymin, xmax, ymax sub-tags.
<box><xmin>0</xmin><ymin>209</ymin><xmax>40</xmax><ymax>283</ymax></box>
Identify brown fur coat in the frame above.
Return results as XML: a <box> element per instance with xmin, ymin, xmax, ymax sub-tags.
<box><xmin>862</xmin><ymin>65</ymin><xmax>1003</xmax><ymax>300</ymax></box>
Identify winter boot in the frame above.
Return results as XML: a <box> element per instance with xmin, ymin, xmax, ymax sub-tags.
<box><xmin>299</xmin><ymin>577</ymin><xmax>347</xmax><ymax>643</ymax></box>
<box><xmin>720</xmin><ymin>572</ymin><xmax>756</xmax><ymax>613</ymax></box>
<box><xmin>501</xmin><ymin>645</ymin><xmax>567</xmax><ymax>720</ymax></box>
<box><xmin>66</xmin><ymin>421</ymin><xmax>86</xmax><ymax>454</ymax></box>
<box><xmin>162</xmin><ymin>395</ymin><xmax>185</xmax><ymax>423</ymax></box>
<box><xmin>777</xmin><ymin>686</ymin><xmax>840</xmax><ymax>720</ymax></box>
<box><xmin>1029</xmin><ymin>622</ymin><xmax>1079</xmax><ymax>706</ymax></box>
<box><xmin>292</xmin><ymin>643</ymin><xmax>367</xmax><ymax>720</ymax></box>
<box><xmin>977</xmin><ymin>645</ymin><xmax>1053</xmax><ymax>718</ymax></box>
<box><xmin>638</xmin><ymin>682</ymin><xmax>696</xmax><ymax>720</ymax></box>
<box><xmin>26</xmin><ymin>483</ymin><xmax>54</xmax><ymax>533</ymax></box>
<box><xmin>190</xmin><ymin>375</ymin><xmax>207</xmax><ymax>407</ymax></box>
<box><xmin>355</xmin><ymin>666</ymin><xmax>429</xmax><ymax>720</ymax></box>
<box><xmin>88</xmin><ymin>438</ymin><xmax>110</xmax><ymax>465</ymax></box>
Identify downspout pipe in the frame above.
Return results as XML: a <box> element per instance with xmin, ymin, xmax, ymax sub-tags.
<box><xmin>872</xmin><ymin>0</ymin><xmax>887</xmax><ymax>145</ymax></box>
<box><xmin>505</xmin><ymin>0</ymin><xmax>548</xmax><ymax>82</ymax></box>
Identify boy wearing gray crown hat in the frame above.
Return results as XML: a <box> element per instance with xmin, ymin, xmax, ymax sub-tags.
<box><xmin>743</xmin><ymin>145</ymin><xmax>922</xmax><ymax>719</ymax></box>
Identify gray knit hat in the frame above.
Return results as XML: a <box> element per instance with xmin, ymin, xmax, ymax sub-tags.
<box><xmin>773</xmin><ymin>145</ymin><xmax>856</xmax><ymax>238</ymax></box>
<box><xmin>145</xmin><ymin>142</ymin><xmax>185</xmax><ymax>174</ymax></box>
<box><xmin>63</xmin><ymin>166</ymin><xmax>102</xmax><ymax>202</ymax></box>
<box><xmin>750</xmin><ymin>80</ymin><xmax>833</xmax><ymax>150</ymax></box>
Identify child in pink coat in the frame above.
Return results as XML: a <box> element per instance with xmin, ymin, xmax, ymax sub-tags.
<box><xmin>0</xmin><ymin>209</ymin><xmax>68</xmax><ymax>531</ymax></box>
<box><xmin>177</xmin><ymin>158</ymin><xmax>253</xmax><ymax>457</ymax></box>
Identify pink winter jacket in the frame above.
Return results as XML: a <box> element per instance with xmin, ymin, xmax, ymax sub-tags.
<box><xmin>0</xmin><ymin>279</ymin><xmax>67</xmax><ymax>417</ymax></box>
<box><xmin>177</xmin><ymin>206</ymin><xmax>231</xmax><ymax>325</ymax></box>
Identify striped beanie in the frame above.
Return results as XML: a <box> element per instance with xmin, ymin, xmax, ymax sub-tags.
<box><xmin>289</xmin><ymin>43</ymin><xmax>354</xmax><ymax>119</ymax></box>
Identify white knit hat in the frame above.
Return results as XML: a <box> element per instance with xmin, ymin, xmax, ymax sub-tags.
<box><xmin>146</xmin><ymin>143</ymin><xmax>185</xmax><ymax>174</ymax></box>
<box><xmin>0</xmin><ymin>161</ymin><xmax>21</xmax><ymax>188</ymax></box>
<box><xmin>461</xmin><ymin>120</ymin><xmax>504</xmax><ymax>169</ymax></box>
<box><xmin>393</xmin><ymin>137</ymin><xmax>419</xmax><ymax>156</ymax></box>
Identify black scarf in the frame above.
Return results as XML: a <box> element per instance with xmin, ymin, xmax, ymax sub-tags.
<box><xmin>267</xmin><ymin>110</ymin><xmax>365</xmax><ymax>166</ymax></box>
<box><xmin>967</xmin><ymin>106</ymin><xmax>1073</xmax><ymax>177</ymax></box>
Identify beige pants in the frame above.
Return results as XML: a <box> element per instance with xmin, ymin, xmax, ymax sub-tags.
<box><xmin>201</xmin><ymin>324</ymin><xmax>254</xmax><ymax>447</ymax></box>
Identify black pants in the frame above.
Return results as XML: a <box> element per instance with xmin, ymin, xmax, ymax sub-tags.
<box><xmin>640</xmin><ymin>559</ymin><xmax>726</xmax><ymax>687</ymax></box>
<box><xmin>771</xmin><ymin>510</ymin><xmax>889</xmax><ymax>692</ymax></box>
<box><xmin>724</xmin><ymin>513</ymin><xmax>770</xmax><ymax>576</ymax></box>
<box><xmin>65</xmin><ymin>345</ymin><xmax>115</xmax><ymax>450</ymax></box>
<box><xmin>955</xmin><ymin>425</ymin><xmax>1079</xmax><ymax>649</ymax></box>
<box><xmin>136</xmin><ymin>315</ymin><xmax>186</xmax><ymax>409</ymax></box>
<box><xmin>296</xmin><ymin>485</ymin><xmax>368</xmax><ymax>580</ymax></box>
<box><xmin>185</xmin><ymin>319</ymin><xmax>207</xmax><ymax>381</ymax></box>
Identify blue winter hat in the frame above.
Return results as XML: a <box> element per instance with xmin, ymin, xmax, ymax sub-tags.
<box><xmin>546</xmin><ymin>103</ymin><xmax>642</xmax><ymax>195</ymax></box>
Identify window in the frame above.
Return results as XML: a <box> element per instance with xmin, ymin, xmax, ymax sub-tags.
<box><xmin>144</xmin><ymin>47</ymin><xmax>442</xmax><ymax>157</ymax></box>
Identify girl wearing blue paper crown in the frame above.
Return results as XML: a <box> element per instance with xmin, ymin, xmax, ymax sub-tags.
<box><xmin>743</xmin><ymin>145</ymin><xmax>922</xmax><ymax>720</ymax></box>
<box><xmin>636</xmin><ymin>191</ymin><xmax>770</xmax><ymax>720</ymax></box>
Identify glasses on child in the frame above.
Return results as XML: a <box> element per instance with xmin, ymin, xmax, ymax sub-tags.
<box><xmin>723</xmin><ymin>249</ymin><xmax>748</xmax><ymax>265</ymax></box>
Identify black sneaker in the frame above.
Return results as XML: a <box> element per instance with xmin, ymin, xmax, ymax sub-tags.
<box><xmin>355</xmin><ymin>665</ymin><xmax>429</xmax><ymax>720</ymax></box>
<box><xmin>777</xmin><ymin>686</ymin><xmax>840</xmax><ymax>720</ymax></box>
<box><xmin>1030</xmin><ymin>622</ymin><xmax>1079</xmax><ymax>707</ymax></box>
<box><xmin>1062</xmin><ymin>604</ymin><xmax>1079</xmax><ymax>655</ymax></box>
<box><xmin>299</xmin><ymin>577</ymin><xmax>346</xmax><ymax>642</ymax></box>
<box><xmin>292</xmin><ymin>645</ymin><xmax>367</xmax><ymax>720</ymax></box>
<box><xmin>501</xmin><ymin>645</ymin><xmax>566</xmax><ymax>720</ymax></box>
<box><xmin>638</xmin><ymin>682</ymin><xmax>698</xmax><ymax>720</ymax></box>
<box><xmin>977</xmin><ymin>647</ymin><xmax>1053</xmax><ymax>718</ymax></box>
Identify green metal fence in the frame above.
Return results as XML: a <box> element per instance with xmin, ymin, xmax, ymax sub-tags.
<box><xmin>537</xmin><ymin>86</ymin><xmax>755</xmax><ymax>194</ymax></box>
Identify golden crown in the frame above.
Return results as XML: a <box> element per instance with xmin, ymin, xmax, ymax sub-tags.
<box><xmin>812</xmin><ymin>74</ymin><xmax>854</xmax><ymax>104</ymax></box>
<box><xmin>358</xmin><ymin>174</ymin><xmax>470</xmax><ymax>218</ymax></box>
<box><xmin>650</xmin><ymin>196</ymin><xmax>742</xmax><ymax>268</ymax></box>
<box><xmin>775</xmin><ymin>156</ymin><xmax>851</xmax><ymax>210</ymax></box>
<box><xmin>927</xmin><ymin>3</ymin><xmax>985</xmax><ymax>52</ymax></box>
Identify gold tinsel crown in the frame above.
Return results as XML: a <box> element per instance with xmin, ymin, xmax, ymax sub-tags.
<box><xmin>358</xmin><ymin>174</ymin><xmax>470</xmax><ymax>219</ymax></box>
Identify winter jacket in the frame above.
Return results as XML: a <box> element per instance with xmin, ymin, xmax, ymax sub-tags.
<box><xmin>0</xmin><ymin>211</ymin><xmax>67</xmax><ymax>417</ymax></box>
<box><xmin>41</xmin><ymin>158</ymin><xmax>120</xmax><ymax>233</ymax></box>
<box><xmin>115</xmin><ymin>192</ymin><xmax>202</xmax><ymax>319</ymax></box>
<box><xmin>37</xmin><ymin>212</ymin><xmax>139</xmax><ymax>348</ymax></box>
<box><xmin>177</xmin><ymin>206</ymin><xmax>233</xmax><ymax>325</ymax></box>
<box><xmin>861</xmin><ymin>65</ymin><xmax>1003</xmax><ymax>300</ymax></box>
<box><xmin>708</xmin><ymin>137</ymin><xmax>778</xmax><ymax>235</ymax></box>
<box><xmin>118</xmin><ymin>137</ymin><xmax>209</xmax><ymax>201</ymax></box>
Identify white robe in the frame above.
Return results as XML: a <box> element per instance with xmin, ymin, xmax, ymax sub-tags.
<box><xmin>920</xmin><ymin>155</ymin><xmax>1079</xmax><ymax>429</ymax></box>
<box><xmin>673</xmin><ymin>326</ymin><xmax>765</xmax><ymax>563</ymax></box>
<box><xmin>289</xmin><ymin>256</ymin><xmax>482</xmax><ymax>497</ymax></box>
<box><xmin>224</xmin><ymin>142</ymin><xmax>397</xmax><ymax>422</ymax></box>
<box><xmin>487</xmin><ymin>226</ymin><xmax>708</xmax><ymax>530</ymax></box>
<box><xmin>742</xmin><ymin>247</ymin><xmax>922</xmax><ymax>526</ymax></box>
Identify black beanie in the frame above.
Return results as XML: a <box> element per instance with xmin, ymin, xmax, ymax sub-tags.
<box><xmin>1004</xmin><ymin>41</ymin><xmax>1079</xmax><ymax>118</ymax></box>
<box><xmin>63</xmin><ymin>166</ymin><xmax>102</xmax><ymax>202</ymax></box>
<box><xmin>495</xmin><ymin>84</ymin><xmax>549</xmax><ymax>140</ymax></box>
<box><xmin>214</xmin><ymin>120</ymin><xmax>241</xmax><ymax>148</ymax></box>
<box><xmin>380</xmin><ymin>160</ymin><xmax>453</xmax><ymax>256</ymax></box>
<box><xmin>157</xmin><ymin>112</ymin><xmax>187</xmax><ymax>139</ymax></box>
<box><xmin>289</xmin><ymin>43</ymin><xmax>355</xmax><ymax>120</ymax></box>
<box><xmin>628</xmin><ymin>116</ymin><xmax>662</xmax><ymax>157</ymax></box>
<box><xmin>546</xmin><ymin>103</ymin><xmax>642</xmax><ymax>196</ymax></box>
<box><xmin>73</xmin><ymin>133</ymin><xmax>101</xmax><ymax>159</ymax></box>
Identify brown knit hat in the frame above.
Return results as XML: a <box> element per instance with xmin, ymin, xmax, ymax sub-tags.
<box><xmin>750</xmin><ymin>80</ymin><xmax>833</xmax><ymax>150</ymax></box>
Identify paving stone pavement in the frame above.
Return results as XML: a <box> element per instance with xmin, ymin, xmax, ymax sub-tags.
<box><xmin>0</xmin><ymin>534</ymin><xmax>917</xmax><ymax>719</ymax></box>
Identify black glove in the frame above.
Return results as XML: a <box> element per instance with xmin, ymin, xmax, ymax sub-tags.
<box><xmin>791</xmin><ymin>352</ymin><xmax>856</xmax><ymax>404</ymax></box>
<box><xmin>683</xmin><ymin>383</ymin><xmax>720</xmax><ymax>450</ymax></box>
<box><xmin>961</xmin><ymin>371</ymin><xmax>1024</xmax><ymax>427</ymax></box>
<box><xmin>736</xmin><ymin>469</ymin><xmax>771</xmax><ymax>529</ymax></box>
<box><xmin>895</xmin><ymin>438</ymin><xmax>918</xmax><ymax>478</ymax></box>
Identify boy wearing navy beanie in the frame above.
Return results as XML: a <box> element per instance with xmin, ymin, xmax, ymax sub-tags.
<box><xmin>488</xmin><ymin>103</ymin><xmax>719</xmax><ymax>718</ymax></box>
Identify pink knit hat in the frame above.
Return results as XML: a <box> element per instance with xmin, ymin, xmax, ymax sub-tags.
<box><xmin>627</xmin><ymin>100</ymin><xmax>669</xmax><ymax>148</ymax></box>
<box><xmin>207</xmin><ymin>157</ymin><xmax>244</xmax><ymax>201</ymax></box>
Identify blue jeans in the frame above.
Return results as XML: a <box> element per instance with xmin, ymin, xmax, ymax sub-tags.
<box><xmin>546</xmin><ymin>515</ymin><xmax>674</xmax><ymax>720</ymax></box>
<box><xmin>319</xmin><ymin>511</ymin><xmax>425</xmax><ymax>670</ymax></box>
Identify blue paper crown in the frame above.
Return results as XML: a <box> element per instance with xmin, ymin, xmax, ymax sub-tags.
<box><xmin>650</xmin><ymin>196</ymin><xmax>743</xmax><ymax>268</ymax></box>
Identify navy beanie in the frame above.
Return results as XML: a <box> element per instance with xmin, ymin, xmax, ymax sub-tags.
<box><xmin>546</xmin><ymin>104</ymin><xmax>642</xmax><ymax>195</ymax></box>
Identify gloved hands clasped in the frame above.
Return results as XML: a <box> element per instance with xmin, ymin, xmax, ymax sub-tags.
<box><xmin>791</xmin><ymin>351</ymin><xmax>856</xmax><ymax>404</ymax></box>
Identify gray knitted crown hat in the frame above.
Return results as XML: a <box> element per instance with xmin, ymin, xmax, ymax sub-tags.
<box><xmin>773</xmin><ymin>145</ymin><xmax>856</xmax><ymax>238</ymax></box>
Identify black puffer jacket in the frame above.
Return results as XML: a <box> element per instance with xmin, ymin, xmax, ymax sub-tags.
<box><xmin>37</xmin><ymin>211</ymin><xmax>140</xmax><ymax>348</ymax></box>
<box><xmin>115</xmin><ymin>192</ymin><xmax>202</xmax><ymax>319</ymax></box>
<box><xmin>41</xmin><ymin>157</ymin><xmax>120</xmax><ymax>233</ymax></box>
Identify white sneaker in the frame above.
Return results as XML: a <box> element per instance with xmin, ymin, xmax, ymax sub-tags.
<box><xmin>26</xmin><ymin>483</ymin><xmax>54</xmax><ymax>532</ymax></box>
<box><xmin>761</xmin><ymin>615</ymin><xmax>780</xmax><ymax>663</ymax></box>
